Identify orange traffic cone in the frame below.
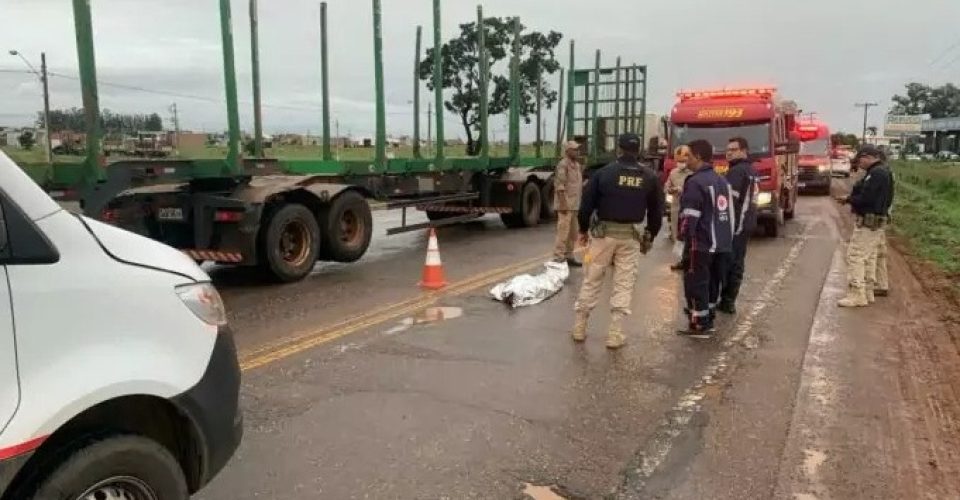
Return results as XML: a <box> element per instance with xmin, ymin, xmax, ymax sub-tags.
<box><xmin>419</xmin><ymin>228</ymin><xmax>448</xmax><ymax>290</ymax></box>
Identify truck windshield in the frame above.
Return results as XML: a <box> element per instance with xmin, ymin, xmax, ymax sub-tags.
<box><xmin>800</xmin><ymin>139</ymin><xmax>830</xmax><ymax>156</ymax></box>
<box><xmin>671</xmin><ymin>123</ymin><xmax>771</xmax><ymax>156</ymax></box>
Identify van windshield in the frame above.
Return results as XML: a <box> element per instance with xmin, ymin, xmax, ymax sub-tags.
<box><xmin>671</xmin><ymin>123</ymin><xmax>772</xmax><ymax>157</ymax></box>
<box><xmin>800</xmin><ymin>139</ymin><xmax>830</xmax><ymax>156</ymax></box>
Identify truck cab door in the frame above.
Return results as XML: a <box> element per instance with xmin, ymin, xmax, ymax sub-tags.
<box><xmin>0</xmin><ymin>200</ymin><xmax>19</xmax><ymax>433</ymax></box>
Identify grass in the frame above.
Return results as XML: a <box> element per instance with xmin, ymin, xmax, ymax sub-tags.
<box><xmin>889</xmin><ymin>161</ymin><xmax>960</xmax><ymax>279</ymax></box>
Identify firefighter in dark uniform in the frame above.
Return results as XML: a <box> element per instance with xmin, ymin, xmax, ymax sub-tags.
<box><xmin>836</xmin><ymin>145</ymin><xmax>894</xmax><ymax>307</ymax></box>
<box><xmin>718</xmin><ymin>137</ymin><xmax>759</xmax><ymax>315</ymax></box>
<box><xmin>678</xmin><ymin>139</ymin><xmax>736</xmax><ymax>337</ymax></box>
<box><xmin>572</xmin><ymin>133</ymin><xmax>665</xmax><ymax>349</ymax></box>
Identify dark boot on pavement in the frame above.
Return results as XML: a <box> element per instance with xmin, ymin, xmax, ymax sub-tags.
<box><xmin>566</xmin><ymin>257</ymin><xmax>583</xmax><ymax>268</ymax></box>
<box><xmin>717</xmin><ymin>300</ymin><xmax>737</xmax><ymax>315</ymax></box>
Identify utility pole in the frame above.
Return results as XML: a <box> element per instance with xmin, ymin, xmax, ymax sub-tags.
<box><xmin>855</xmin><ymin>102</ymin><xmax>878</xmax><ymax>145</ymax></box>
<box><xmin>40</xmin><ymin>53</ymin><xmax>52</xmax><ymax>164</ymax></box>
<box><xmin>169</xmin><ymin>102</ymin><xmax>180</xmax><ymax>152</ymax></box>
<box><xmin>9</xmin><ymin>50</ymin><xmax>53</xmax><ymax>164</ymax></box>
<box><xmin>427</xmin><ymin>101</ymin><xmax>433</xmax><ymax>153</ymax></box>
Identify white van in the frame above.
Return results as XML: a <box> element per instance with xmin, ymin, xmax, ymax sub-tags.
<box><xmin>0</xmin><ymin>151</ymin><xmax>241</xmax><ymax>499</ymax></box>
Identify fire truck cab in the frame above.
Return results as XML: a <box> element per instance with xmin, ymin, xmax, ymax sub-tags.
<box><xmin>796</xmin><ymin>121</ymin><xmax>833</xmax><ymax>195</ymax></box>
<box><xmin>664</xmin><ymin>87</ymin><xmax>800</xmax><ymax>237</ymax></box>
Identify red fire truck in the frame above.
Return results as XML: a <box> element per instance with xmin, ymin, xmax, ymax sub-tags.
<box><xmin>796</xmin><ymin>121</ymin><xmax>833</xmax><ymax>195</ymax></box>
<box><xmin>664</xmin><ymin>87</ymin><xmax>800</xmax><ymax>237</ymax></box>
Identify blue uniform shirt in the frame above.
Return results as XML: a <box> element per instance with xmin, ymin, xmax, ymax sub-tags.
<box><xmin>578</xmin><ymin>157</ymin><xmax>665</xmax><ymax>238</ymax></box>
<box><xmin>679</xmin><ymin>164</ymin><xmax>735</xmax><ymax>253</ymax></box>
<box><xmin>725</xmin><ymin>158</ymin><xmax>759</xmax><ymax>236</ymax></box>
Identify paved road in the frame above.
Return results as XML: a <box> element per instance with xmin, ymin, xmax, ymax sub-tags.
<box><xmin>192</xmin><ymin>192</ymin><xmax>956</xmax><ymax>499</ymax></box>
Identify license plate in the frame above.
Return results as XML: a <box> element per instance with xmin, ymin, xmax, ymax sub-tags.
<box><xmin>158</xmin><ymin>207</ymin><xmax>184</xmax><ymax>221</ymax></box>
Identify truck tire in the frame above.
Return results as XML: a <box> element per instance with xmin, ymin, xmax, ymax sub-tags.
<box><xmin>260</xmin><ymin>203</ymin><xmax>321</xmax><ymax>282</ymax></box>
<box><xmin>540</xmin><ymin>181</ymin><xmax>557</xmax><ymax>221</ymax></box>
<box><xmin>321</xmin><ymin>191</ymin><xmax>373</xmax><ymax>263</ymax></box>
<box><xmin>30</xmin><ymin>435</ymin><xmax>187</xmax><ymax>500</ymax></box>
<box><xmin>500</xmin><ymin>182</ymin><xmax>542</xmax><ymax>229</ymax></box>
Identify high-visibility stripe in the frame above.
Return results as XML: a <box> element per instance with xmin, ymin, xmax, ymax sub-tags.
<box><xmin>708</xmin><ymin>185</ymin><xmax>718</xmax><ymax>253</ymax></box>
<box><xmin>691</xmin><ymin>310</ymin><xmax>711</xmax><ymax>318</ymax></box>
<box><xmin>682</xmin><ymin>208</ymin><xmax>701</xmax><ymax>218</ymax></box>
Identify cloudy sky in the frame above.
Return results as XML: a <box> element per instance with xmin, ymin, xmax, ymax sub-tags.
<box><xmin>2</xmin><ymin>0</ymin><xmax>959</xmax><ymax>140</ymax></box>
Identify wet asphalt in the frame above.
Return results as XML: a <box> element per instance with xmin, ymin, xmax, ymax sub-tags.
<box><xmin>196</xmin><ymin>195</ymin><xmax>845</xmax><ymax>500</ymax></box>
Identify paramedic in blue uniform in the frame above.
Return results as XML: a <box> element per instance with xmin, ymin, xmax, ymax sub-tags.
<box><xmin>678</xmin><ymin>139</ymin><xmax>736</xmax><ymax>336</ymax></box>
<box><xmin>718</xmin><ymin>137</ymin><xmax>759</xmax><ymax>315</ymax></box>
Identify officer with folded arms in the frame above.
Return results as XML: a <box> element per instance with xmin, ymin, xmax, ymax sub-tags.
<box><xmin>571</xmin><ymin>133</ymin><xmax>664</xmax><ymax>350</ymax></box>
<box><xmin>836</xmin><ymin>145</ymin><xmax>894</xmax><ymax>307</ymax></box>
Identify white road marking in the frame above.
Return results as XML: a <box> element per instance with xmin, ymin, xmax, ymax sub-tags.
<box><xmin>619</xmin><ymin>224</ymin><xmax>811</xmax><ymax>497</ymax></box>
<box><xmin>773</xmin><ymin>249</ymin><xmax>847</xmax><ymax>500</ymax></box>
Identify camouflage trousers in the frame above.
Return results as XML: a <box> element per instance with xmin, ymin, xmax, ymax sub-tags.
<box><xmin>574</xmin><ymin>236</ymin><xmax>641</xmax><ymax>317</ymax></box>
<box><xmin>553</xmin><ymin>211</ymin><xmax>580</xmax><ymax>260</ymax></box>
<box><xmin>867</xmin><ymin>231</ymin><xmax>889</xmax><ymax>291</ymax></box>
<box><xmin>846</xmin><ymin>226</ymin><xmax>884</xmax><ymax>293</ymax></box>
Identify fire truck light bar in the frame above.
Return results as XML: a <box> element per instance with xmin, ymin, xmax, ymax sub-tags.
<box><xmin>677</xmin><ymin>87</ymin><xmax>777</xmax><ymax>100</ymax></box>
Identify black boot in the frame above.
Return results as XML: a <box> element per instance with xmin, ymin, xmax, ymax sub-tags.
<box><xmin>717</xmin><ymin>300</ymin><xmax>737</xmax><ymax>315</ymax></box>
<box><xmin>566</xmin><ymin>258</ymin><xmax>583</xmax><ymax>268</ymax></box>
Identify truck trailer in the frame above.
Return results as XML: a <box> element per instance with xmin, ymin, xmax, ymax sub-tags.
<box><xmin>21</xmin><ymin>0</ymin><xmax>649</xmax><ymax>282</ymax></box>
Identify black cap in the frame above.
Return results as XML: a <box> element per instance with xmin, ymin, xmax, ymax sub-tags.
<box><xmin>618</xmin><ymin>133</ymin><xmax>641</xmax><ymax>152</ymax></box>
<box><xmin>854</xmin><ymin>145</ymin><xmax>883</xmax><ymax>160</ymax></box>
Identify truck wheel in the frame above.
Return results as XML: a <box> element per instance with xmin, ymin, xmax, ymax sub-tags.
<box><xmin>500</xmin><ymin>182</ymin><xmax>542</xmax><ymax>229</ymax></box>
<box><xmin>30</xmin><ymin>435</ymin><xmax>187</xmax><ymax>500</ymax></box>
<box><xmin>540</xmin><ymin>181</ymin><xmax>557</xmax><ymax>221</ymax></box>
<box><xmin>321</xmin><ymin>191</ymin><xmax>373</xmax><ymax>263</ymax></box>
<box><xmin>260</xmin><ymin>203</ymin><xmax>321</xmax><ymax>282</ymax></box>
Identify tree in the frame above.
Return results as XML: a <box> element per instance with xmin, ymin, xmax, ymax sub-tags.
<box><xmin>38</xmin><ymin>108</ymin><xmax>166</xmax><ymax>134</ymax></box>
<box><xmin>891</xmin><ymin>82</ymin><xmax>960</xmax><ymax>118</ymax></box>
<box><xmin>419</xmin><ymin>17</ymin><xmax>562</xmax><ymax>156</ymax></box>
<box><xmin>18</xmin><ymin>130</ymin><xmax>36</xmax><ymax>150</ymax></box>
<box><xmin>831</xmin><ymin>133</ymin><xmax>859</xmax><ymax>148</ymax></box>
<box><xmin>867</xmin><ymin>126</ymin><xmax>878</xmax><ymax>137</ymax></box>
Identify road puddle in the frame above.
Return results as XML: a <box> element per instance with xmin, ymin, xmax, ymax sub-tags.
<box><xmin>522</xmin><ymin>483</ymin><xmax>566</xmax><ymax>500</ymax></box>
<box><xmin>384</xmin><ymin>306</ymin><xmax>464</xmax><ymax>335</ymax></box>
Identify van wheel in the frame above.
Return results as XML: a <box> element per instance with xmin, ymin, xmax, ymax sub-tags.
<box><xmin>30</xmin><ymin>435</ymin><xmax>187</xmax><ymax>500</ymax></box>
<box><xmin>260</xmin><ymin>203</ymin><xmax>321</xmax><ymax>282</ymax></box>
<box><xmin>321</xmin><ymin>191</ymin><xmax>373</xmax><ymax>263</ymax></box>
<box><xmin>539</xmin><ymin>181</ymin><xmax>557</xmax><ymax>221</ymax></box>
<box><xmin>500</xmin><ymin>182</ymin><xmax>542</xmax><ymax>228</ymax></box>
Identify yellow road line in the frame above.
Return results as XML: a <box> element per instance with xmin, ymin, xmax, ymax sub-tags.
<box><xmin>240</xmin><ymin>253</ymin><xmax>551</xmax><ymax>371</ymax></box>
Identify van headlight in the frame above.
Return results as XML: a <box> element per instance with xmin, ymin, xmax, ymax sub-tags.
<box><xmin>818</xmin><ymin>163</ymin><xmax>830</xmax><ymax>172</ymax></box>
<box><xmin>756</xmin><ymin>191</ymin><xmax>773</xmax><ymax>206</ymax></box>
<box><xmin>176</xmin><ymin>283</ymin><xmax>228</xmax><ymax>326</ymax></box>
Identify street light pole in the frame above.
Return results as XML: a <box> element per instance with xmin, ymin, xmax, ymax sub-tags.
<box><xmin>855</xmin><ymin>102</ymin><xmax>878</xmax><ymax>145</ymax></box>
<box><xmin>9</xmin><ymin>50</ymin><xmax>52</xmax><ymax>164</ymax></box>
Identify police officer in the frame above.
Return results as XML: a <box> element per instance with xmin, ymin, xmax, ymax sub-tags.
<box><xmin>836</xmin><ymin>145</ymin><xmax>894</xmax><ymax>307</ymax></box>
<box><xmin>678</xmin><ymin>139</ymin><xmax>736</xmax><ymax>337</ymax></box>
<box><xmin>572</xmin><ymin>133</ymin><xmax>664</xmax><ymax>349</ymax></box>
<box><xmin>718</xmin><ymin>137</ymin><xmax>759</xmax><ymax>315</ymax></box>
<box><xmin>553</xmin><ymin>141</ymin><xmax>584</xmax><ymax>267</ymax></box>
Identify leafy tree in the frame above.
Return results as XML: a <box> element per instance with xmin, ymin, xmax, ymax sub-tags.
<box><xmin>18</xmin><ymin>130</ymin><xmax>35</xmax><ymax>150</ymax></box>
<box><xmin>38</xmin><ymin>108</ymin><xmax>166</xmax><ymax>134</ymax></box>
<box><xmin>831</xmin><ymin>133</ymin><xmax>859</xmax><ymax>148</ymax></box>
<box><xmin>891</xmin><ymin>82</ymin><xmax>960</xmax><ymax>118</ymax></box>
<box><xmin>867</xmin><ymin>126</ymin><xmax>878</xmax><ymax>137</ymax></box>
<box><xmin>419</xmin><ymin>17</ymin><xmax>562</xmax><ymax>156</ymax></box>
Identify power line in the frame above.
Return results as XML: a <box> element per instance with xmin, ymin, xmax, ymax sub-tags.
<box><xmin>929</xmin><ymin>37</ymin><xmax>960</xmax><ymax>67</ymax></box>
